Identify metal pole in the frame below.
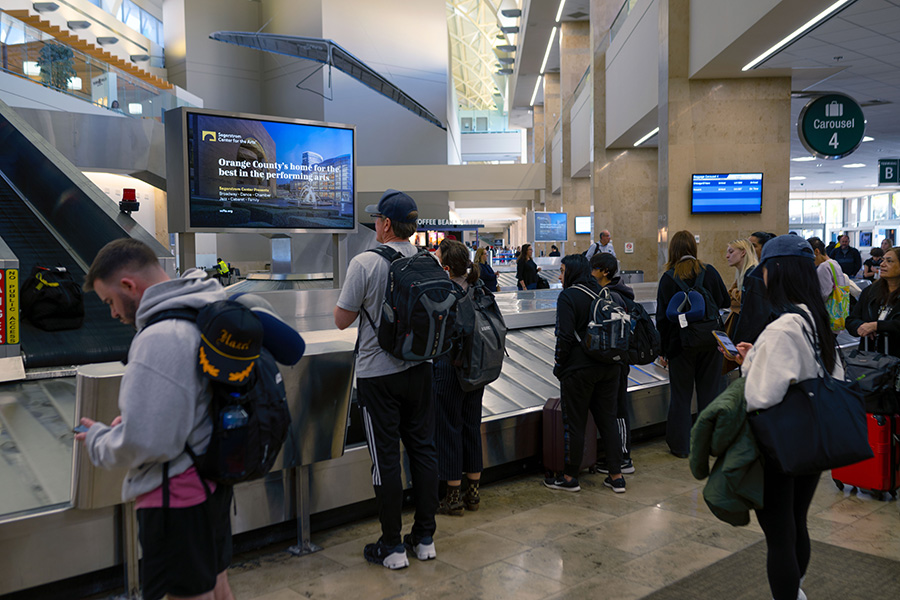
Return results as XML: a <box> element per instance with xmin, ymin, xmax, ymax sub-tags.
<box><xmin>288</xmin><ymin>465</ymin><xmax>322</xmax><ymax>556</ymax></box>
<box><xmin>122</xmin><ymin>501</ymin><xmax>141</xmax><ymax>598</ymax></box>
<box><xmin>332</xmin><ymin>233</ymin><xmax>348</xmax><ymax>289</ymax></box>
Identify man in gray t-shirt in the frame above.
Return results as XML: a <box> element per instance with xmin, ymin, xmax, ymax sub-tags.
<box><xmin>334</xmin><ymin>189</ymin><xmax>439</xmax><ymax>570</ymax></box>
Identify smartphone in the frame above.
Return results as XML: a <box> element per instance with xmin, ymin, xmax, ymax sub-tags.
<box><xmin>712</xmin><ymin>330</ymin><xmax>739</xmax><ymax>360</ymax></box>
<box><xmin>73</xmin><ymin>424</ymin><xmax>90</xmax><ymax>434</ymax></box>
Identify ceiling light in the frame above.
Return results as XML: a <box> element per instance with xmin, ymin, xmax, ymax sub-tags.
<box><xmin>742</xmin><ymin>0</ymin><xmax>852</xmax><ymax>71</ymax></box>
<box><xmin>556</xmin><ymin>0</ymin><xmax>567</xmax><ymax>22</ymax></box>
<box><xmin>633</xmin><ymin>127</ymin><xmax>660</xmax><ymax>147</ymax></box>
<box><xmin>843</xmin><ymin>163</ymin><xmax>866</xmax><ymax>168</ymax></box>
<box><xmin>790</xmin><ymin>176</ymin><xmax>806</xmax><ymax>181</ymax></box>
<box><xmin>829</xmin><ymin>180</ymin><xmax>844</xmax><ymax>184</ymax></box>
<box><xmin>530</xmin><ymin>76</ymin><xmax>542</xmax><ymax>106</ymax></box>
<box><xmin>863</xmin><ymin>136</ymin><xmax>874</xmax><ymax>142</ymax></box>
<box><xmin>791</xmin><ymin>156</ymin><xmax>816</xmax><ymax>162</ymax></box>
<box><xmin>540</xmin><ymin>27</ymin><xmax>557</xmax><ymax>74</ymax></box>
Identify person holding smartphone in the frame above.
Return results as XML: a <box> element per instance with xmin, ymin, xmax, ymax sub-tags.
<box><xmin>727</xmin><ymin>235</ymin><xmax>840</xmax><ymax>600</ymax></box>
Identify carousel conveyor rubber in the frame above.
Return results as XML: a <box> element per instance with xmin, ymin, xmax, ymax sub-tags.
<box><xmin>0</xmin><ymin>175</ymin><xmax>135</xmax><ymax>368</ymax></box>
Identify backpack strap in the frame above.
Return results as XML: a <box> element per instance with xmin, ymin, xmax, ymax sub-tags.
<box><xmin>367</xmin><ymin>244</ymin><xmax>403</xmax><ymax>263</ymax></box>
<box><xmin>142</xmin><ymin>307</ymin><xmax>198</xmax><ymax>329</ymax></box>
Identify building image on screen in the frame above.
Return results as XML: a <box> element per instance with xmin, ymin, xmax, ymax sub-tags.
<box><xmin>691</xmin><ymin>173</ymin><xmax>763</xmax><ymax>214</ymax></box>
<box><xmin>186</xmin><ymin>112</ymin><xmax>355</xmax><ymax>230</ymax></box>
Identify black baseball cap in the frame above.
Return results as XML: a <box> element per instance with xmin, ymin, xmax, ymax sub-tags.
<box><xmin>197</xmin><ymin>301</ymin><xmax>263</xmax><ymax>386</ymax></box>
<box><xmin>364</xmin><ymin>189</ymin><xmax>418</xmax><ymax>223</ymax></box>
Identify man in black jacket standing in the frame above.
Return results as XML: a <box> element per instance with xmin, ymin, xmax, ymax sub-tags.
<box><xmin>829</xmin><ymin>234</ymin><xmax>862</xmax><ymax>278</ymax></box>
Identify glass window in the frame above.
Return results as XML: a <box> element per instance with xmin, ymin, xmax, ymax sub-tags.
<box><xmin>789</xmin><ymin>199</ymin><xmax>803</xmax><ymax>224</ymax></box>
<box><xmin>860</xmin><ymin>196</ymin><xmax>870</xmax><ymax>222</ymax></box>
<box><xmin>848</xmin><ymin>198</ymin><xmax>858</xmax><ymax>224</ymax></box>
<box><xmin>800</xmin><ymin>228</ymin><xmax>824</xmax><ymax>241</ymax></box>
<box><xmin>871</xmin><ymin>194</ymin><xmax>889</xmax><ymax>221</ymax></box>
<box><xmin>826</xmin><ymin>198</ymin><xmax>843</xmax><ymax>226</ymax></box>
<box><xmin>803</xmin><ymin>199</ymin><xmax>825</xmax><ymax>223</ymax></box>
<box><xmin>892</xmin><ymin>193</ymin><xmax>900</xmax><ymax>219</ymax></box>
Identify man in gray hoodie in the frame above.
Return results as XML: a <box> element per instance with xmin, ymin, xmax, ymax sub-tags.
<box><xmin>75</xmin><ymin>238</ymin><xmax>234</xmax><ymax>600</ymax></box>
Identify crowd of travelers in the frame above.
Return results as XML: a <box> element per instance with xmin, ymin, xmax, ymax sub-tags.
<box><xmin>72</xmin><ymin>187</ymin><xmax>894</xmax><ymax>600</ymax></box>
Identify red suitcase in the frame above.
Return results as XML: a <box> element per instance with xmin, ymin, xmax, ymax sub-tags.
<box><xmin>832</xmin><ymin>414</ymin><xmax>899</xmax><ymax>500</ymax></box>
<box><xmin>542</xmin><ymin>397</ymin><xmax>597</xmax><ymax>474</ymax></box>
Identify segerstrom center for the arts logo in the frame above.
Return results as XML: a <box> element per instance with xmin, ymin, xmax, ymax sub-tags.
<box><xmin>202</xmin><ymin>130</ymin><xmax>244</xmax><ymax>143</ymax></box>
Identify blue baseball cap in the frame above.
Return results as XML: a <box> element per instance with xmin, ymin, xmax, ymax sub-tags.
<box><xmin>364</xmin><ymin>189</ymin><xmax>418</xmax><ymax>224</ymax></box>
<box><xmin>759</xmin><ymin>234</ymin><xmax>815</xmax><ymax>267</ymax></box>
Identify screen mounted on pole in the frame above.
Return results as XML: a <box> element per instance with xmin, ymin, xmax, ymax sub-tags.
<box><xmin>165</xmin><ymin>107</ymin><xmax>357</xmax><ymax>234</ymax></box>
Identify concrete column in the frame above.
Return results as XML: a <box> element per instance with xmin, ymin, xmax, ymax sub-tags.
<box><xmin>591</xmin><ymin>3</ymin><xmax>659</xmax><ymax>278</ymax></box>
<box><xmin>659</xmin><ymin>0</ymin><xmax>791</xmax><ymax>278</ymax></box>
<box><xmin>533</xmin><ymin>104</ymin><xmax>545</xmax><ymax>164</ymax></box>
<box><xmin>559</xmin><ymin>21</ymin><xmax>591</xmax><ymax>256</ymax></box>
<box><xmin>540</xmin><ymin>73</ymin><xmax>561</xmax><ymax>256</ymax></box>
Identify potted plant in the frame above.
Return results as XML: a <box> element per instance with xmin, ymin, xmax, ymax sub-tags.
<box><xmin>37</xmin><ymin>43</ymin><xmax>76</xmax><ymax>90</ymax></box>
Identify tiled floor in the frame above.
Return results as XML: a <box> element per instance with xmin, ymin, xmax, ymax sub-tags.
<box><xmin>226</xmin><ymin>439</ymin><xmax>900</xmax><ymax>600</ymax></box>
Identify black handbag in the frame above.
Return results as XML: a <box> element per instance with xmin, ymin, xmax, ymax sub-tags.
<box><xmin>748</xmin><ymin>315</ymin><xmax>873</xmax><ymax>476</ymax></box>
<box><xmin>842</xmin><ymin>336</ymin><xmax>900</xmax><ymax>415</ymax></box>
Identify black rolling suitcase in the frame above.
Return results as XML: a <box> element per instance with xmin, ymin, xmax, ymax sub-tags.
<box><xmin>542</xmin><ymin>397</ymin><xmax>597</xmax><ymax>474</ymax></box>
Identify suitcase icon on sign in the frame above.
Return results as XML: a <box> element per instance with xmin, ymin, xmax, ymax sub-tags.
<box><xmin>825</xmin><ymin>101</ymin><xmax>843</xmax><ymax>117</ymax></box>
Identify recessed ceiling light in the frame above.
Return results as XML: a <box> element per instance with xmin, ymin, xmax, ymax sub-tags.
<box><xmin>790</xmin><ymin>176</ymin><xmax>807</xmax><ymax>181</ymax></box>
<box><xmin>843</xmin><ymin>163</ymin><xmax>866</xmax><ymax>168</ymax></box>
<box><xmin>742</xmin><ymin>0</ymin><xmax>852</xmax><ymax>71</ymax></box>
<box><xmin>791</xmin><ymin>156</ymin><xmax>816</xmax><ymax>162</ymax></box>
<box><xmin>530</xmin><ymin>76</ymin><xmax>542</xmax><ymax>106</ymax></box>
<box><xmin>556</xmin><ymin>0</ymin><xmax>567</xmax><ymax>22</ymax></box>
<box><xmin>540</xmin><ymin>26</ymin><xmax>558</xmax><ymax>74</ymax></box>
<box><xmin>829</xmin><ymin>180</ymin><xmax>844</xmax><ymax>184</ymax></box>
<box><xmin>633</xmin><ymin>127</ymin><xmax>659</xmax><ymax>147</ymax></box>
<box><xmin>863</xmin><ymin>136</ymin><xmax>874</xmax><ymax>142</ymax></box>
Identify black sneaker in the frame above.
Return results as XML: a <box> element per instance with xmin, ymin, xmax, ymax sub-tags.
<box><xmin>543</xmin><ymin>475</ymin><xmax>580</xmax><ymax>492</ymax></box>
<box><xmin>596</xmin><ymin>459</ymin><xmax>635</xmax><ymax>475</ymax></box>
<box><xmin>403</xmin><ymin>533</ymin><xmax>436</xmax><ymax>561</ymax></box>
<box><xmin>603</xmin><ymin>476</ymin><xmax>626</xmax><ymax>493</ymax></box>
<box><xmin>363</xmin><ymin>539</ymin><xmax>408</xmax><ymax>569</ymax></box>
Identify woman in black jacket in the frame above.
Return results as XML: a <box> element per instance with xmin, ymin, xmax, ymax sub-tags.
<box><xmin>655</xmin><ymin>230</ymin><xmax>730</xmax><ymax>458</ymax></box>
<box><xmin>847</xmin><ymin>245</ymin><xmax>900</xmax><ymax>354</ymax></box>
<box><xmin>474</xmin><ymin>247</ymin><xmax>499</xmax><ymax>292</ymax></box>
<box><xmin>516</xmin><ymin>243</ymin><xmax>541</xmax><ymax>290</ymax></box>
<box><xmin>545</xmin><ymin>254</ymin><xmax>626</xmax><ymax>493</ymax></box>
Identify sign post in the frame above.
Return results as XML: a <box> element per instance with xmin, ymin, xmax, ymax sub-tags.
<box><xmin>797</xmin><ymin>94</ymin><xmax>865</xmax><ymax>160</ymax></box>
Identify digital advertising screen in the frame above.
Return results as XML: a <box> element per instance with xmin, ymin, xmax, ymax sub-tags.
<box><xmin>574</xmin><ymin>216</ymin><xmax>591</xmax><ymax>234</ymax></box>
<box><xmin>691</xmin><ymin>173</ymin><xmax>763</xmax><ymax>214</ymax></box>
<box><xmin>168</xmin><ymin>108</ymin><xmax>356</xmax><ymax>233</ymax></box>
<box><xmin>534</xmin><ymin>212</ymin><xmax>568</xmax><ymax>242</ymax></box>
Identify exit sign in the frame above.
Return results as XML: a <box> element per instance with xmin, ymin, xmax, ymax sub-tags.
<box><xmin>880</xmin><ymin>159</ymin><xmax>899</xmax><ymax>185</ymax></box>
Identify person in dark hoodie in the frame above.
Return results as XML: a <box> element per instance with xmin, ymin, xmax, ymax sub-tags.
<box><xmin>590</xmin><ymin>251</ymin><xmax>636</xmax><ymax>474</ymax></box>
<box><xmin>734</xmin><ymin>231</ymin><xmax>777</xmax><ymax>344</ymax></box>
<box><xmin>545</xmin><ymin>254</ymin><xmax>626</xmax><ymax>493</ymax></box>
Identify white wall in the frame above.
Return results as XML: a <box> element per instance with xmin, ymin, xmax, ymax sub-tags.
<box><xmin>605</xmin><ymin>0</ymin><xmax>658</xmax><ymax>148</ymax></box>
<box><xmin>689</xmin><ymin>0</ymin><xmax>780</xmax><ymax>77</ymax></box>
<box><xmin>460</xmin><ymin>131</ymin><xmax>523</xmax><ymax>161</ymax></box>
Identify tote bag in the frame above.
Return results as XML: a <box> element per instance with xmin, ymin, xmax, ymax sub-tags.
<box><xmin>748</xmin><ymin>315</ymin><xmax>872</xmax><ymax>476</ymax></box>
<box><xmin>824</xmin><ymin>262</ymin><xmax>850</xmax><ymax>332</ymax></box>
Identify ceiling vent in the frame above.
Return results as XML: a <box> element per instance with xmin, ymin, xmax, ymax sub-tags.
<box><xmin>33</xmin><ymin>2</ymin><xmax>59</xmax><ymax>13</ymax></box>
<box><xmin>67</xmin><ymin>20</ymin><xmax>91</xmax><ymax>29</ymax></box>
<box><xmin>96</xmin><ymin>36</ymin><xmax>119</xmax><ymax>45</ymax></box>
<box><xmin>567</xmin><ymin>11</ymin><xmax>589</xmax><ymax>19</ymax></box>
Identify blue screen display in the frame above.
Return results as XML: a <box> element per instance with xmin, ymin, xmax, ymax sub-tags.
<box><xmin>691</xmin><ymin>173</ymin><xmax>763</xmax><ymax>214</ymax></box>
<box><xmin>534</xmin><ymin>212</ymin><xmax>568</xmax><ymax>242</ymax></box>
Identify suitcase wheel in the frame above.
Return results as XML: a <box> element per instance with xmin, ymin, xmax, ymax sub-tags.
<box><xmin>832</xmin><ymin>478</ymin><xmax>844</xmax><ymax>491</ymax></box>
<box><xmin>869</xmin><ymin>490</ymin><xmax>885</xmax><ymax>501</ymax></box>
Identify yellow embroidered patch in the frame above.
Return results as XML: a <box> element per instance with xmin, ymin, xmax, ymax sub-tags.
<box><xmin>228</xmin><ymin>361</ymin><xmax>254</xmax><ymax>383</ymax></box>
<box><xmin>199</xmin><ymin>346</ymin><xmax>220</xmax><ymax>378</ymax></box>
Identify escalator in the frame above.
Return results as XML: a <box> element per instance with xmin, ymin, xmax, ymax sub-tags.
<box><xmin>0</xmin><ymin>175</ymin><xmax>136</xmax><ymax>367</ymax></box>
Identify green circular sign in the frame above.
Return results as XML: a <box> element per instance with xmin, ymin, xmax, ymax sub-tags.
<box><xmin>798</xmin><ymin>94</ymin><xmax>865</xmax><ymax>159</ymax></box>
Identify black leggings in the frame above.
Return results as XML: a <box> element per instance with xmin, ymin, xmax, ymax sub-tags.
<box><xmin>754</xmin><ymin>462</ymin><xmax>820</xmax><ymax>600</ymax></box>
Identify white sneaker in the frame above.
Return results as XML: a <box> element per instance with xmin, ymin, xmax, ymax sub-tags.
<box><xmin>403</xmin><ymin>533</ymin><xmax>436</xmax><ymax>560</ymax></box>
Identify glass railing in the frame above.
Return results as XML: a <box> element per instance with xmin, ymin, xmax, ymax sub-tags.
<box><xmin>0</xmin><ymin>11</ymin><xmax>191</xmax><ymax>121</ymax></box>
<box><xmin>459</xmin><ymin>108</ymin><xmax>511</xmax><ymax>133</ymax></box>
<box><xmin>610</xmin><ymin>0</ymin><xmax>640</xmax><ymax>42</ymax></box>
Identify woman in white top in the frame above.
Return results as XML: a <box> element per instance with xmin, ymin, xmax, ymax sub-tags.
<box><xmin>807</xmin><ymin>236</ymin><xmax>849</xmax><ymax>300</ymax></box>
<box><xmin>732</xmin><ymin>235</ymin><xmax>841</xmax><ymax>600</ymax></box>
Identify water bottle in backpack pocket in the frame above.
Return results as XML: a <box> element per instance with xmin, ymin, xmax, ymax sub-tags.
<box><xmin>218</xmin><ymin>397</ymin><xmax>250</xmax><ymax>479</ymax></box>
<box><xmin>572</xmin><ymin>284</ymin><xmax>630</xmax><ymax>363</ymax></box>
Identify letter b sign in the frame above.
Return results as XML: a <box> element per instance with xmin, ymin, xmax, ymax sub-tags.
<box><xmin>879</xmin><ymin>159</ymin><xmax>900</xmax><ymax>185</ymax></box>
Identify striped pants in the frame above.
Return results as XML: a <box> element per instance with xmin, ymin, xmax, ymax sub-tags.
<box><xmin>356</xmin><ymin>363</ymin><xmax>439</xmax><ymax>546</ymax></box>
<box><xmin>433</xmin><ymin>356</ymin><xmax>484</xmax><ymax>481</ymax></box>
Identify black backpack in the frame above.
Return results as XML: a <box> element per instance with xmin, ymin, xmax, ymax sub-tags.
<box><xmin>145</xmin><ymin>302</ymin><xmax>291</xmax><ymax>486</ymax></box>
<box><xmin>572</xmin><ymin>284</ymin><xmax>630</xmax><ymax>363</ymax></box>
<box><xmin>20</xmin><ymin>266</ymin><xmax>84</xmax><ymax>331</ymax></box>
<box><xmin>664</xmin><ymin>267</ymin><xmax>722</xmax><ymax>349</ymax></box>
<box><xmin>621</xmin><ymin>297</ymin><xmax>662</xmax><ymax>365</ymax></box>
<box><xmin>453</xmin><ymin>280</ymin><xmax>507</xmax><ymax>391</ymax></box>
<box><xmin>842</xmin><ymin>336</ymin><xmax>900</xmax><ymax>415</ymax></box>
<box><xmin>365</xmin><ymin>246</ymin><xmax>462</xmax><ymax>361</ymax></box>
